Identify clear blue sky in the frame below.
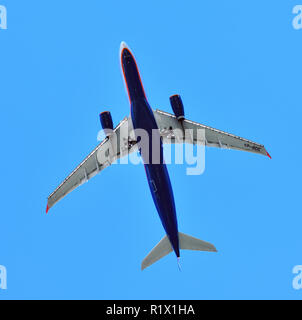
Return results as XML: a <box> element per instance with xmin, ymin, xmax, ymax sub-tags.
<box><xmin>0</xmin><ymin>0</ymin><xmax>301</xmax><ymax>299</ymax></box>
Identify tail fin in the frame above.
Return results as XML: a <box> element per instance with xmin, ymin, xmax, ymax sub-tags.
<box><xmin>141</xmin><ymin>232</ymin><xmax>217</xmax><ymax>270</ymax></box>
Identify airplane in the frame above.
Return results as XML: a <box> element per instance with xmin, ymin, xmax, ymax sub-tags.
<box><xmin>47</xmin><ymin>41</ymin><xmax>271</xmax><ymax>270</ymax></box>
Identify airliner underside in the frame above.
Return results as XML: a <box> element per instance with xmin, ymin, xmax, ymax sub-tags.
<box><xmin>47</xmin><ymin>42</ymin><xmax>270</xmax><ymax>270</ymax></box>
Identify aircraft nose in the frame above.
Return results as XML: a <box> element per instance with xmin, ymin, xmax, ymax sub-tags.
<box><xmin>120</xmin><ymin>41</ymin><xmax>129</xmax><ymax>55</ymax></box>
<box><xmin>120</xmin><ymin>41</ymin><xmax>128</xmax><ymax>51</ymax></box>
<box><xmin>120</xmin><ymin>41</ymin><xmax>132</xmax><ymax>59</ymax></box>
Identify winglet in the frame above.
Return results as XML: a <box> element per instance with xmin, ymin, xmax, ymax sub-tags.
<box><xmin>46</xmin><ymin>204</ymin><xmax>49</xmax><ymax>214</ymax></box>
<box><xmin>266</xmin><ymin>151</ymin><xmax>272</xmax><ymax>159</ymax></box>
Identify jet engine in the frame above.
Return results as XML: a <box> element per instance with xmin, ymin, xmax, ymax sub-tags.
<box><xmin>99</xmin><ymin>111</ymin><xmax>114</xmax><ymax>136</ymax></box>
<box><xmin>170</xmin><ymin>95</ymin><xmax>185</xmax><ymax>121</ymax></box>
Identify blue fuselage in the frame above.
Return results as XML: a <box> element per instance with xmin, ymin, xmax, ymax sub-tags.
<box><xmin>121</xmin><ymin>47</ymin><xmax>180</xmax><ymax>257</ymax></box>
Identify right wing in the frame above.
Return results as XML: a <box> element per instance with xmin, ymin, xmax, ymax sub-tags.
<box><xmin>153</xmin><ymin>109</ymin><xmax>271</xmax><ymax>158</ymax></box>
<box><xmin>47</xmin><ymin>116</ymin><xmax>137</xmax><ymax>212</ymax></box>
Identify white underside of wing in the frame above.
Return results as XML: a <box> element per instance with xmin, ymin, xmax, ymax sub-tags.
<box><xmin>153</xmin><ymin>109</ymin><xmax>269</xmax><ymax>157</ymax></box>
<box><xmin>47</xmin><ymin>115</ymin><xmax>136</xmax><ymax>212</ymax></box>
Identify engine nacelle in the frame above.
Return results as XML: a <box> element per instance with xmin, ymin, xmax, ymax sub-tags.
<box><xmin>170</xmin><ymin>94</ymin><xmax>185</xmax><ymax>121</ymax></box>
<box><xmin>99</xmin><ymin>111</ymin><xmax>114</xmax><ymax>136</ymax></box>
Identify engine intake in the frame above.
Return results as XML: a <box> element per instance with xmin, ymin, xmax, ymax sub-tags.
<box><xmin>170</xmin><ymin>95</ymin><xmax>185</xmax><ymax>121</ymax></box>
<box><xmin>99</xmin><ymin>111</ymin><xmax>114</xmax><ymax>136</ymax></box>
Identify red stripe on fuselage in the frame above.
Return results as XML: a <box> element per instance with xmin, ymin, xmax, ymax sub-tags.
<box><xmin>120</xmin><ymin>47</ymin><xmax>147</xmax><ymax>104</ymax></box>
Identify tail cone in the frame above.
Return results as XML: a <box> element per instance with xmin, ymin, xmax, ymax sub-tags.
<box><xmin>177</xmin><ymin>257</ymin><xmax>182</xmax><ymax>271</ymax></box>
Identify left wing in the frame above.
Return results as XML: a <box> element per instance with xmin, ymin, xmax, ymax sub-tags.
<box><xmin>46</xmin><ymin>116</ymin><xmax>137</xmax><ymax>212</ymax></box>
<box><xmin>153</xmin><ymin>109</ymin><xmax>271</xmax><ymax>158</ymax></box>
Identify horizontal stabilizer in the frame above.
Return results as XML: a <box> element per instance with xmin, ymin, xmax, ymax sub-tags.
<box><xmin>141</xmin><ymin>232</ymin><xmax>217</xmax><ymax>270</ymax></box>
<box><xmin>179</xmin><ymin>232</ymin><xmax>217</xmax><ymax>252</ymax></box>
<box><xmin>141</xmin><ymin>235</ymin><xmax>172</xmax><ymax>271</ymax></box>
